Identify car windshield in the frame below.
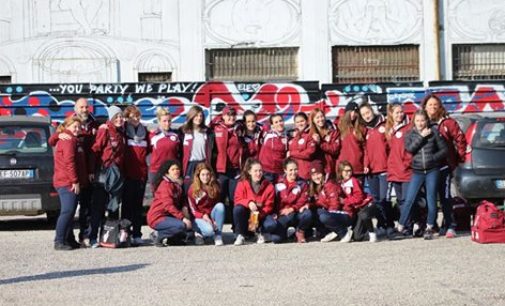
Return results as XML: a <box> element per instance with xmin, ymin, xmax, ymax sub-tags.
<box><xmin>474</xmin><ymin>121</ymin><xmax>505</xmax><ymax>148</ymax></box>
<box><xmin>0</xmin><ymin>126</ymin><xmax>49</xmax><ymax>154</ymax></box>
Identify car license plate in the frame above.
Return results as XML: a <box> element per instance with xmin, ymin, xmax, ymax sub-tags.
<box><xmin>0</xmin><ymin>169</ymin><xmax>34</xmax><ymax>179</ymax></box>
<box><xmin>495</xmin><ymin>180</ymin><xmax>505</xmax><ymax>189</ymax></box>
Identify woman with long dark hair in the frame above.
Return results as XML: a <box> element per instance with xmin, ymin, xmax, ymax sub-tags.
<box><xmin>288</xmin><ymin>112</ymin><xmax>316</xmax><ymax>180</ymax></box>
<box><xmin>337</xmin><ymin>102</ymin><xmax>366</xmax><ymax>177</ymax></box>
<box><xmin>421</xmin><ymin>94</ymin><xmax>466</xmax><ymax>238</ymax></box>
<box><xmin>309</xmin><ymin>108</ymin><xmax>340</xmax><ymax>180</ymax></box>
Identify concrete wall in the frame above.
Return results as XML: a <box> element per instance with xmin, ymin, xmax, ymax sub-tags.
<box><xmin>0</xmin><ymin>0</ymin><xmax>504</xmax><ymax>83</ymax></box>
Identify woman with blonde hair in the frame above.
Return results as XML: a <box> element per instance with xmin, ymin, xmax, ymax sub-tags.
<box><xmin>187</xmin><ymin>163</ymin><xmax>225</xmax><ymax>246</ymax></box>
<box><xmin>149</xmin><ymin>107</ymin><xmax>181</xmax><ymax>188</ymax></box>
<box><xmin>53</xmin><ymin>116</ymin><xmax>87</xmax><ymax>250</ymax></box>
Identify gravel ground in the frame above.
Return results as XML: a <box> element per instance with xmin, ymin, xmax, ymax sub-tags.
<box><xmin>0</xmin><ymin>216</ymin><xmax>504</xmax><ymax>306</ymax></box>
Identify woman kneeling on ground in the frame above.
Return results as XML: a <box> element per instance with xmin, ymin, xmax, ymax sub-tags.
<box><xmin>147</xmin><ymin>160</ymin><xmax>192</xmax><ymax>247</ymax></box>
<box><xmin>269</xmin><ymin>158</ymin><xmax>313</xmax><ymax>243</ymax></box>
<box><xmin>337</xmin><ymin>161</ymin><xmax>377</xmax><ymax>243</ymax></box>
<box><xmin>233</xmin><ymin>158</ymin><xmax>275</xmax><ymax>246</ymax></box>
<box><xmin>187</xmin><ymin>162</ymin><xmax>225</xmax><ymax>246</ymax></box>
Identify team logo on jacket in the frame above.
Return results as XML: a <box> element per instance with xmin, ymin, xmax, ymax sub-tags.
<box><xmin>170</xmin><ymin>135</ymin><xmax>177</xmax><ymax>142</ymax></box>
<box><xmin>292</xmin><ymin>186</ymin><xmax>301</xmax><ymax>195</ymax></box>
<box><xmin>298</xmin><ymin>138</ymin><xmax>305</xmax><ymax>145</ymax></box>
<box><xmin>275</xmin><ymin>183</ymin><xmax>287</xmax><ymax>192</ymax></box>
<box><xmin>344</xmin><ymin>187</ymin><xmax>352</xmax><ymax>195</ymax></box>
<box><xmin>215</xmin><ymin>132</ymin><xmax>223</xmax><ymax>138</ymax></box>
<box><xmin>77</xmin><ymin>147</ymin><xmax>84</xmax><ymax>153</ymax></box>
<box><xmin>111</xmin><ymin>140</ymin><xmax>118</xmax><ymax>148</ymax></box>
<box><xmin>281</xmin><ymin>138</ymin><xmax>287</xmax><ymax>145</ymax></box>
<box><xmin>395</xmin><ymin>131</ymin><xmax>403</xmax><ymax>138</ymax></box>
<box><xmin>379</xmin><ymin>126</ymin><xmax>386</xmax><ymax>133</ymax></box>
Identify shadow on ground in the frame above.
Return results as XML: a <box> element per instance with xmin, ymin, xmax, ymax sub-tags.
<box><xmin>0</xmin><ymin>263</ymin><xmax>150</xmax><ymax>286</ymax></box>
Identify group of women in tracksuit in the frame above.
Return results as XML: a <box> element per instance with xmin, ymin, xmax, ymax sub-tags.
<box><xmin>52</xmin><ymin>92</ymin><xmax>466</xmax><ymax>250</ymax></box>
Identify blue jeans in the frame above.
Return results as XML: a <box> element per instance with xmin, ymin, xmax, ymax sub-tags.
<box><xmin>55</xmin><ymin>187</ymin><xmax>78</xmax><ymax>244</ymax></box>
<box><xmin>262</xmin><ymin>210</ymin><xmax>313</xmax><ymax>243</ymax></box>
<box><xmin>317</xmin><ymin>208</ymin><xmax>352</xmax><ymax>237</ymax></box>
<box><xmin>122</xmin><ymin>178</ymin><xmax>146</xmax><ymax>238</ymax></box>
<box><xmin>367</xmin><ymin>172</ymin><xmax>392</xmax><ymax>228</ymax></box>
<box><xmin>218</xmin><ymin>168</ymin><xmax>240</xmax><ymax>206</ymax></box>
<box><xmin>193</xmin><ymin>203</ymin><xmax>225</xmax><ymax>237</ymax></box>
<box><xmin>155</xmin><ymin>216</ymin><xmax>187</xmax><ymax>240</ymax></box>
<box><xmin>400</xmin><ymin>168</ymin><xmax>440</xmax><ymax>228</ymax></box>
<box><xmin>439</xmin><ymin>167</ymin><xmax>456</xmax><ymax>230</ymax></box>
<box><xmin>233</xmin><ymin>205</ymin><xmax>251</xmax><ymax>236</ymax></box>
<box><xmin>77</xmin><ymin>185</ymin><xmax>92</xmax><ymax>240</ymax></box>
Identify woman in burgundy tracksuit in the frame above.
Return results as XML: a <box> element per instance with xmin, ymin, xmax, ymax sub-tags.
<box><xmin>187</xmin><ymin>162</ymin><xmax>225</xmax><ymax>246</ymax></box>
<box><xmin>233</xmin><ymin>158</ymin><xmax>275</xmax><ymax>246</ymax></box>
<box><xmin>89</xmin><ymin>105</ymin><xmax>126</xmax><ymax>247</ymax></box>
<box><xmin>307</xmin><ymin>162</ymin><xmax>349</xmax><ymax>243</ymax></box>
<box><xmin>359</xmin><ymin>102</ymin><xmax>393</xmax><ymax>232</ymax></box>
<box><xmin>385</xmin><ymin>103</ymin><xmax>413</xmax><ymax>225</ymax></box>
<box><xmin>337</xmin><ymin>161</ymin><xmax>376</xmax><ymax>243</ymax></box>
<box><xmin>309</xmin><ymin>108</ymin><xmax>341</xmax><ymax>180</ymax></box>
<box><xmin>147</xmin><ymin>160</ymin><xmax>192</xmax><ymax>246</ymax></box>
<box><xmin>269</xmin><ymin>158</ymin><xmax>313</xmax><ymax>243</ymax></box>
<box><xmin>53</xmin><ymin>116</ymin><xmax>87</xmax><ymax>250</ymax></box>
<box><xmin>149</xmin><ymin>107</ymin><xmax>181</xmax><ymax>189</ymax></box>
<box><xmin>288</xmin><ymin>112</ymin><xmax>316</xmax><ymax>180</ymax></box>
<box><xmin>336</xmin><ymin>102</ymin><xmax>367</xmax><ymax>178</ymax></box>
<box><xmin>239</xmin><ymin>110</ymin><xmax>264</xmax><ymax>162</ymax></box>
<box><xmin>212</xmin><ymin>106</ymin><xmax>243</xmax><ymax>210</ymax></box>
<box><xmin>180</xmin><ymin>105</ymin><xmax>214</xmax><ymax>191</ymax></box>
<box><xmin>258</xmin><ymin>114</ymin><xmax>288</xmax><ymax>183</ymax></box>
<box><xmin>422</xmin><ymin>94</ymin><xmax>466</xmax><ymax>238</ymax></box>
<box><xmin>122</xmin><ymin>105</ymin><xmax>150</xmax><ymax>245</ymax></box>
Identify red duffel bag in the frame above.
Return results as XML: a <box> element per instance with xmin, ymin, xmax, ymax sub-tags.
<box><xmin>471</xmin><ymin>200</ymin><xmax>505</xmax><ymax>244</ymax></box>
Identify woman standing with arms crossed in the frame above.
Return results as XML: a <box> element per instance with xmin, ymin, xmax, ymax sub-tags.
<box><xmin>288</xmin><ymin>112</ymin><xmax>316</xmax><ymax>180</ymax></box>
<box><xmin>309</xmin><ymin>108</ymin><xmax>340</xmax><ymax>180</ymax></box>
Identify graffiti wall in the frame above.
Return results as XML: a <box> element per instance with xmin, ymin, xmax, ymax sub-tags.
<box><xmin>0</xmin><ymin>81</ymin><xmax>321</xmax><ymax>126</ymax></box>
<box><xmin>1</xmin><ymin>81</ymin><xmax>504</xmax><ymax>126</ymax></box>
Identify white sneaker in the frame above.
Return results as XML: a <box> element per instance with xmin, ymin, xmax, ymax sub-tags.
<box><xmin>412</xmin><ymin>223</ymin><xmax>421</xmax><ymax>236</ymax></box>
<box><xmin>214</xmin><ymin>235</ymin><xmax>224</xmax><ymax>246</ymax></box>
<box><xmin>369</xmin><ymin>232</ymin><xmax>378</xmax><ymax>243</ymax></box>
<box><xmin>287</xmin><ymin>227</ymin><xmax>296</xmax><ymax>238</ymax></box>
<box><xmin>257</xmin><ymin>234</ymin><xmax>266</xmax><ymax>244</ymax></box>
<box><xmin>131</xmin><ymin>237</ymin><xmax>143</xmax><ymax>245</ymax></box>
<box><xmin>340</xmin><ymin>228</ymin><xmax>353</xmax><ymax>243</ymax></box>
<box><xmin>320</xmin><ymin>232</ymin><xmax>338</xmax><ymax>243</ymax></box>
<box><xmin>234</xmin><ymin>234</ymin><xmax>245</xmax><ymax>246</ymax></box>
<box><xmin>195</xmin><ymin>233</ymin><xmax>205</xmax><ymax>245</ymax></box>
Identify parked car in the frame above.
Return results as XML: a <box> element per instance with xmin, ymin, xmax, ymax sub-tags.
<box><xmin>0</xmin><ymin>116</ymin><xmax>59</xmax><ymax>221</ymax></box>
<box><xmin>453</xmin><ymin>112</ymin><xmax>505</xmax><ymax>206</ymax></box>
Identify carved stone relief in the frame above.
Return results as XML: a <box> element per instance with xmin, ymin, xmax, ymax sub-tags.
<box><xmin>141</xmin><ymin>0</ymin><xmax>162</xmax><ymax>41</ymax></box>
<box><xmin>32</xmin><ymin>0</ymin><xmax>111</xmax><ymax>36</ymax></box>
<box><xmin>33</xmin><ymin>40</ymin><xmax>118</xmax><ymax>82</ymax></box>
<box><xmin>329</xmin><ymin>0</ymin><xmax>422</xmax><ymax>44</ymax></box>
<box><xmin>135</xmin><ymin>50</ymin><xmax>175</xmax><ymax>73</ymax></box>
<box><xmin>204</xmin><ymin>0</ymin><xmax>301</xmax><ymax>45</ymax></box>
<box><xmin>449</xmin><ymin>0</ymin><xmax>505</xmax><ymax>41</ymax></box>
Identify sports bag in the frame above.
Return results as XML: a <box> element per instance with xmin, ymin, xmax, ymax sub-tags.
<box><xmin>471</xmin><ymin>201</ymin><xmax>505</xmax><ymax>244</ymax></box>
<box><xmin>100</xmin><ymin>219</ymin><xmax>132</xmax><ymax>248</ymax></box>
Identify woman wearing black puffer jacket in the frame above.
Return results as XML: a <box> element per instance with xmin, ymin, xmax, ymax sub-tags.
<box><xmin>398</xmin><ymin>109</ymin><xmax>448</xmax><ymax>240</ymax></box>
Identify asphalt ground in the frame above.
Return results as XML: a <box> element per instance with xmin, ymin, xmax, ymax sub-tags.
<box><xmin>0</xmin><ymin>216</ymin><xmax>504</xmax><ymax>306</ymax></box>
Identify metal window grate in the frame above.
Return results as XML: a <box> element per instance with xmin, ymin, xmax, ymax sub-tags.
<box><xmin>453</xmin><ymin>44</ymin><xmax>505</xmax><ymax>80</ymax></box>
<box><xmin>332</xmin><ymin>45</ymin><xmax>419</xmax><ymax>83</ymax></box>
<box><xmin>138</xmin><ymin>72</ymin><xmax>172</xmax><ymax>82</ymax></box>
<box><xmin>206</xmin><ymin>47</ymin><xmax>298</xmax><ymax>81</ymax></box>
<box><xmin>0</xmin><ymin>76</ymin><xmax>11</xmax><ymax>84</ymax></box>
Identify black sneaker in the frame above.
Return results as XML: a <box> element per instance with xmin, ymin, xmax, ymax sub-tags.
<box><xmin>424</xmin><ymin>228</ymin><xmax>434</xmax><ymax>240</ymax></box>
<box><xmin>66</xmin><ymin>240</ymin><xmax>81</xmax><ymax>249</ymax></box>
<box><xmin>54</xmin><ymin>243</ymin><xmax>73</xmax><ymax>251</ymax></box>
<box><xmin>153</xmin><ymin>237</ymin><xmax>168</xmax><ymax>247</ymax></box>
